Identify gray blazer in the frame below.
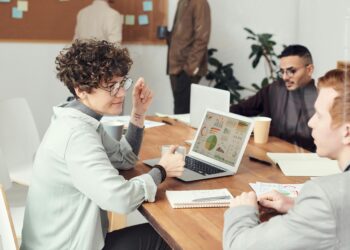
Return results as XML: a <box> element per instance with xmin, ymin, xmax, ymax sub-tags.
<box><xmin>223</xmin><ymin>171</ymin><xmax>350</xmax><ymax>250</ymax></box>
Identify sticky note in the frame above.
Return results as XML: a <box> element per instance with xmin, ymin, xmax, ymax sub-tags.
<box><xmin>143</xmin><ymin>1</ymin><xmax>153</xmax><ymax>12</ymax></box>
<box><xmin>17</xmin><ymin>0</ymin><xmax>28</xmax><ymax>11</ymax></box>
<box><xmin>138</xmin><ymin>15</ymin><xmax>149</xmax><ymax>25</ymax></box>
<box><xmin>0</xmin><ymin>0</ymin><xmax>11</xmax><ymax>3</ymax></box>
<box><xmin>12</xmin><ymin>7</ymin><xmax>23</xmax><ymax>19</ymax></box>
<box><xmin>125</xmin><ymin>15</ymin><xmax>135</xmax><ymax>25</ymax></box>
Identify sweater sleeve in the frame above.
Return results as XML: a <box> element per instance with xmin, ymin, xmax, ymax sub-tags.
<box><xmin>125</xmin><ymin>122</ymin><xmax>144</xmax><ymax>155</ymax></box>
<box><xmin>229</xmin><ymin>84</ymin><xmax>271</xmax><ymax>116</ymax></box>
<box><xmin>65</xmin><ymin>127</ymin><xmax>157</xmax><ymax>213</ymax></box>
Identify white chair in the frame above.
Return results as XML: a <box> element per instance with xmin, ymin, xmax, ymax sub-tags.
<box><xmin>0</xmin><ymin>147</ymin><xmax>26</xmax><ymax>246</ymax></box>
<box><xmin>0</xmin><ymin>149</ymin><xmax>11</xmax><ymax>190</ymax></box>
<box><xmin>0</xmin><ymin>185</ymin><xmax>19</xmax><ymax>250</ymax></box>
<box><xmin>0</xmin><ymin>98</ymin><xmax>40</xmax><ymax>186</ymax></box>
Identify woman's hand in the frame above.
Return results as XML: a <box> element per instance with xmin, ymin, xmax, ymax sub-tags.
<box><xmin>158</xmin><ymin>145</ymin><xmax>185</xmax><ymax>178</ymax></box>
<box><xmin>130</xmin><ymin>78</ymin><xmax>153</xmax><ymax>128</ymax></box>
<box><xmin>132</xmin><ymin>77</ymin><xmax>153</xmax><ymax>115</ymax></box>
<box><xmin>258</xmin><ymin>190</ymin><xmax>295</xmax><ymax>214</ymax></box>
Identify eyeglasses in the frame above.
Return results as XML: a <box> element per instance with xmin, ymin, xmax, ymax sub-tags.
<box><xmin>278</xmin><ymin>65</ymin><xmax>308</xmax><ymax>78</ymax></box>
<box><xmin>100</xmin><ymin>76</ymin><xmax>133</xmax><ymax>96</ymax></box>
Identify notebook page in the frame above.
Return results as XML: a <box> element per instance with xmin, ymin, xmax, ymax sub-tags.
<box><xmin>166</xmin><ymin>188</ymin><xmax>233</xmax><ymax>208</ymax></box>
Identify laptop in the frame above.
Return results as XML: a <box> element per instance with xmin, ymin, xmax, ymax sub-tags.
<box><xmin>190</xmin><ymin>84</ymin><xmax>230</xmax><ymax>128</ymax></box>
<box><xmin>143</xmin><ymin>109</ymin><xmax>254</xmax><ymax>182</ymax></box>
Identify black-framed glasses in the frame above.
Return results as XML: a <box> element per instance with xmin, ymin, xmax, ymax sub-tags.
<box><xmin>100</xmin><ymin>76</ymin><xmax>133</xmax><ymax>96</ymax></box>
<box><xmin>278</xmin><ymin>65</ymin><xmax>308</xmax><ymax>78</ymax></box>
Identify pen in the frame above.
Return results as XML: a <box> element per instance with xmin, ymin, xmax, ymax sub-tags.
<box><xmin>249</xmin><ymin>155</ymin><xmax>272</xmax><ymax>166</ymax></box>
<box><xmin>161</xmin><ymin>119</ymin><xmax>173</xmax><ymax>126</ymax></box>
<box><xmin>192</xmin><ymin>195</ymin><xmax>231</xmax><ymax>202</ymax></box>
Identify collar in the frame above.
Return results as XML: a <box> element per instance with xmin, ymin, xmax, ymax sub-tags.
<box><xmin>64</xmin><ymin>100</ymin><xmax>102</xmax><ymax>121</ymax></box>
<box><xmin>296</xmin><ymin>79</ymin><xmax>316</xmax><ymax>92</ymax></box>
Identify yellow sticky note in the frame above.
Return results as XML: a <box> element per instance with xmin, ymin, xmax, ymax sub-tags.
<box><xmin>17</xmin><ymin>0</ymin><xmax>28</xmax><ymax>12</ymax></box>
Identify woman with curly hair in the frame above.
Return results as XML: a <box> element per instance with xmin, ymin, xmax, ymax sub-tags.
<box><xmin>20</xmin><ymin>39</ymin><xmax>184</xmax><ymax>250</ymax></box>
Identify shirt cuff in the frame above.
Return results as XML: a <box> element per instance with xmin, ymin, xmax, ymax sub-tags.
<box><xmin>148</xmin><ymin>168</ymin><xmax>162</xmax><ymax>185</ymax></box>
<box><xmin>133</xmin><ymin>173</ymin><xmax>158</xmax><ymax>202</ymax></box>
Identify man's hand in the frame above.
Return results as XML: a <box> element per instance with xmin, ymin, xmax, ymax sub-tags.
<box><xmin>258</xmin><ymin>190</ymin><xmax>295</xmax><ymax>214</ymax></box>
<box><xmin>230</xmin><ymin>191</ymin><xmax>258</xmax><ymax>209</ymax></box>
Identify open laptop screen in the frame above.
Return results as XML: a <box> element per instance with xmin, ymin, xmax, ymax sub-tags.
<box><xmin>192</xmin><ymin>111</ymin><xmax>251</xmax><ymax>166</ymax></box>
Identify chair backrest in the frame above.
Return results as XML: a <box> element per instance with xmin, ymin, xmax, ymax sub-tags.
<box><xmin>0</xmin><ymin>150</ymin><xmax>11</xmax><ymax>190</ymax></box>
<box><xmin>0</xmin><ymin>185</ymin><xmax>19</xmax><ymax>250</ymax></box>
<box><xmin>0</xmin><ymin>98</ymin><xmax>40</xmax><ymax>171</ymax></box>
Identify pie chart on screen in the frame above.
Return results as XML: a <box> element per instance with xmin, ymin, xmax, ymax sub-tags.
<box><xmin>205</xmin><ymin>135</ymin><xmax>217</xmax><ymax>150</ymax></box>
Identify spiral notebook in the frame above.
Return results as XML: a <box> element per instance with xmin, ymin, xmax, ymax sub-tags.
<box><xmin>166</xmin><ymin>188</ymin><xmax>233</xmax><ymax>208</ymax></box>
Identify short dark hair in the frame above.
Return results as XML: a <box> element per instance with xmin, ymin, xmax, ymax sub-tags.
<box><xmin>55</xmin><ymin>39</ymin><xmax>133</xmax><ymax>97</ymax></box>
<box><xmin>278</xmin><ymin>44</ymin><xmax>313</xmax><ymax>64</ymax></box>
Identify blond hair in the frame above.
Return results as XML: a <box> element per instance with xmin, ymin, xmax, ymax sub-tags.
<box><xmin>317</xmin><ymin>69</ymin><xmax>350</xmax><ymax>127</ymax></box>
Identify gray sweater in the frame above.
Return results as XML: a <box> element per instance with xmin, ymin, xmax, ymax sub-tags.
<box><xmin>21</xmin><ymin>105</ymin><xmax>158</xmax><ymax>250</ymax></box>
<box><xmin>223</xmin><ymin>170</ymin><xmax>350</xmax><ymax>250</ymax></box>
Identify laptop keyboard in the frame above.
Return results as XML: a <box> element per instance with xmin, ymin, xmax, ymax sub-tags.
<box><xmin>185</xmin><ymin>157</ymin><xmax>225</xmax><ymax>175</ymax></box>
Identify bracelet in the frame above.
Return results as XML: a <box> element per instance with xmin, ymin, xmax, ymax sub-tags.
<box><xmin>153</xmin><ymin>164</ymin><xmax>167</xmax><ymax>183</ymax></box>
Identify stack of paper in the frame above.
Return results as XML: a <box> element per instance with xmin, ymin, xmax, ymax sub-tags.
<box><xmin>155</xmin><ymin>113</ymin><xmax>190</xmax><ymax>124</ymax></box>
<box><xmin>267</xmin><ymin>153</ymin><xmax>341</xmax><ymax>177</ymax></box>
<box><xmin>101</xmin><ymin>115</ymin><xmax>164</xmax><ymax>129</ymax></box>
<box><xmin>249</xmin><ymin>182</ymin><xmax>304</xmax><ymax>197</ymax></box>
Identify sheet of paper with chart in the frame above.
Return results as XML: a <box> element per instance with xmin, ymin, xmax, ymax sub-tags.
<box><xmin>249</xmin><ymin>182</ymin><xmax>304</xmax><ymax>198</ymax></box>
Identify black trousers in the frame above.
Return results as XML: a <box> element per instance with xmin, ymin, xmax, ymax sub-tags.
<box><xmin>170</xmin><ymin>71</ymin><xmax>201</xmax><ymax>114</ymax></box>
<box><xmin>103</xmin><ymin>223</ymin><xmax>171</xmax><ymax>250</ymax></box>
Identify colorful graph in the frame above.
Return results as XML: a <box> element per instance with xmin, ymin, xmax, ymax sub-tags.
<box><xmin>205</xmin><ymin>135</ymin><xmax>217</xmax><ymax>150</ymax></box>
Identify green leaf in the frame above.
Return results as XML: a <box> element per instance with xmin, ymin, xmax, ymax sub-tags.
<box><xmin>244</xmin><ymin>27</ymin><xmax>256</xmax><ymax>36</ymax></box>
<box><xmin>252</xmin><ymin>50</ymin><xmax>263</xmax><ymax>68</ymax></box>
<box><xmin>261</xmin><ymin>77</ymin><xmax>269</xmax><ymax>87</ymax></box>
<box><xmin>208</xmin><ymin>57</ymin><xmax>221</xmax><ymax>67</ymax></box>
<box><xmin>251</xmin><ymin>83</ymin><xmax>261</xmax><ymax>90</ymax></box>
<box><xmin>247</xmin><ymin>36</ymin><xmax>256</xmax><ymax>41</ymax></box>
<box><xmin>223</xmin><ymin>63</ymin><xmax>233</xmax><ymax>68</ymax></box>
<box><xmin>207</xmin><ymin>48</ymin><xmax>217</xmax><ymax>56</ymax></box>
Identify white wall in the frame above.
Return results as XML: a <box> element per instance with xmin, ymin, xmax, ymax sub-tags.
<box><xmin>207</xmin><ymin>0</ymin><xmax>299</xmax><ymax>95</ymax></box>
<box><xmin>298</xmin><ymin>0</ymin><xmax>350</xmax><ymax>79</ymax></box>
<box><xmin>1</xmin><ymin>0</ymin><xmax>349</xmax><ymax>137</ymax></box>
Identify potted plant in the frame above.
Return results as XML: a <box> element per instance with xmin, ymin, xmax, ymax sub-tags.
<box><xmin>244</xmin><ymin>27</ymin><xmax>283</xmax><ymax>90</ymax></box>
<box><xmin>206</xmin><ymin>48</ymin><xmax>250</xmax><ymax>104</ymax></box>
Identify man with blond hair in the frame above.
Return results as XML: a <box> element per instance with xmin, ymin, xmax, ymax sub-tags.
<box><xmin>224</xmin><ymin>69</ymin><xmax>350</xmax><ymax>249</ymax></box>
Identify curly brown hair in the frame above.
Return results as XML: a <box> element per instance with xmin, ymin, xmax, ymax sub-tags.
<box><xmin>56</xmin><ymin>39</ymin><xmax>133</xmax><ymax>97</ymax></box>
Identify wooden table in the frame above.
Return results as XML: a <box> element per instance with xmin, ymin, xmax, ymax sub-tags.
<box><xmin>121</xmin><ymin>117</ymin><xmax>309</xmax><ymax>250</ymax></box>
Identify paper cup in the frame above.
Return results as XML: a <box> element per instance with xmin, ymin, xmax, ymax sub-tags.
<box><xmin>253</xmin><ymin>117</ymin><xmax>271</xmax><ymax>144</ymax></box>
<box><xmin>102</xmin><ymin>121</ymin><xmax>124</xmax><ymax>141</ymax></box>
<box><xmin>161</xmin><ymin>145</ymin><xmax>186</xmax><ymax>156</ymax></box>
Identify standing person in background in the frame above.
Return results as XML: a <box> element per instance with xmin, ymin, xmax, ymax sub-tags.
<box><xmin>223</xmin><ymin>69</ymin><xmax>350</xmax><ymax>250</ymax></box>
<box><xmin>167</xmin><ymin>0</ymin><xmax>211</xmax><ymax>114</ymax></box>
<box><xmin>74</xmin><ymin>0</ymin><xmax>123</xmax><ymax>44</ymax></box>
